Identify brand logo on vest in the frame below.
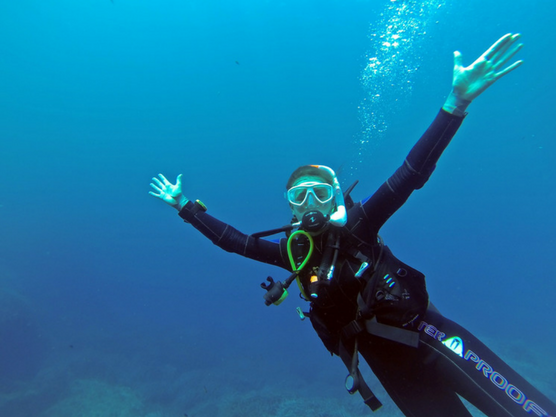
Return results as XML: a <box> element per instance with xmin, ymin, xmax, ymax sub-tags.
<box><xmin>418</xmin><ymin>320</ymin><xmax>551</xmax><ymax>417</ymax></box>
<box><xmin>442</xmin><ymin>336</ymin><xmax>464</xmax><ymax>358</ymax></box>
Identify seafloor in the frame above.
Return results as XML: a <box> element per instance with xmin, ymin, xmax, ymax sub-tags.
<box><xmin>1</xmin><ymin>278</ymin><xmax>555</xmax><ymax>417</ymax></box>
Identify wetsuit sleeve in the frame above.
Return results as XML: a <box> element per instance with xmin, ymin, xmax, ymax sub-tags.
<box><xmin>178</xmin><ymin>201</ymin><xmax>289</xmax><ymax>269</ymax></box>
<box><xmin>361</xmin><ymin>109</ymin><xmax>464</xmax><ymax>232</ymax></box>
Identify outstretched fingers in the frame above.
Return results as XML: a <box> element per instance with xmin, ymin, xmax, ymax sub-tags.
<box><xmin>149</xmin><ymin>182</ymin><xmax>163</xmax><ymax>196</ymax></box>
<box><xmin>495</xmin><ymin>59</ymin><xmax>523</xmax><ymax>79</ymax></box>
<box><xmin>483</xmin><ymin>33</ymin><xmax>514</xmax><ymax>61</ymax></box>
<box><xmin>493</xmin><ymin>42</ymin><xmax>523</xmax><ymax>68</ymax></box>
<box><xmin>493</xmin><ymin>35</ymin><xmax>522</xmax><ymax>62</ymax></box>
<box><xmin>480</xmin><ymin>33</ymin><xmax>524</xmax><ymax>82</ymax></box>
<box><xmin>487</xmin><ymin>34</ymin><xmax>523</xmax><ymax>65</ymax></box>
<box><xmin>444</xmin><ymin>33</ymin><xmax>524</xmax><ymax>111</ymax></box>
<box><xmin>151</xmin><ymin>176</ymin><xmax>165</xmax><ymax>190</ymax></box>
<box><xmin>491</xmin><ymin>35</ymin><xmax>523</xmax><ymax>79</ymax></box>
<box><xmin>157</xmin><ymin>173</ymin><xmax>171</xmax><ymax>186</ymax></box>
<box><xmin>149</xmin><ymin>173</ymin><xmax>172</xmax><ymax>198</ymax></box>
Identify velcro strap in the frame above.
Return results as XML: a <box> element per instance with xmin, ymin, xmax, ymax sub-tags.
<box><xmin>357</xmin><ymin>293</ymin><xmax>372</xmax><ymax>318</ymax></box>
<box><xmin>342</xmin><ymin>320</ymin><xmax>364</xmax><ymax>340</ymax></box>
<box><xmin>359</xmin><ymin>377</ymin><xmax>383</xmax><ymax>411</ymax></box>
<box><xmin>365</xmin><ymin>317</ymin><xmax>420</xmax><ymax>348</ymax></box>
<box><xmin>352</xmin><ymin>250</ymin><xmax>370</xmax><ymax>263</ymax></box>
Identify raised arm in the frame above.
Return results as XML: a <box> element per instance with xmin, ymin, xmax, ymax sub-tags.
<box><xmin>149</xmin><ymin>173</ymin><xmax>288</xmax><ymax>269</ymax></box>
<box><xmin>361</xmin><ymin>33</ymin><xmax>524</xmax><ymax>232</ymax></box>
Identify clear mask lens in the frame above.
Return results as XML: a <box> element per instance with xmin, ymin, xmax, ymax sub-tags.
<box><xmin>287</xmin><ymin>183</ymin><xmax>334</xmax><ymax>206</ymax></box>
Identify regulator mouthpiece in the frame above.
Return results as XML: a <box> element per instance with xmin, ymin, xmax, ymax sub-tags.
<box><xmin>301</xmin><ymin>210</ymin><xmax>328</xmax><ymax>233</ymax></box>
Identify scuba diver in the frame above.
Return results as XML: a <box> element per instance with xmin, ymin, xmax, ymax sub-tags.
<box><xmin>149</xmin><ymin>33</ymin><xmax>556</xmax><ymax>416</ymax></box>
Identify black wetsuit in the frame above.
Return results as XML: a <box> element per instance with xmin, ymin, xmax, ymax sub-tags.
<box><xmin>178</xmin><ymin>109</ymin><xmax>556</xmax><ymax>417</ymax></box>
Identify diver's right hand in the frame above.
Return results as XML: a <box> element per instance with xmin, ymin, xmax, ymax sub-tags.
<box><xmin>443</xmin><ymin>33</ymin><xmax>523</xmax><ymax>116</ymax></box>
<box><xmin>149</xmin><ymin>173</ymin><xmax>189</xmax><ymax>211</ymax></box>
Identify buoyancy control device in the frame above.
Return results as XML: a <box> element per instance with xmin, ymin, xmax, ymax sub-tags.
<box><xmin>252</xmin><ymin>180</ymin><xmax>430</xmax><ymax>412</ymax></box>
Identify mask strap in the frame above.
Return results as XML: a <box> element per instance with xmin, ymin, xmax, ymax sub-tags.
<box><xmin>311</xmin><ymin>165</ymin><xmax>347</xmax><ymax>227</ymax></box>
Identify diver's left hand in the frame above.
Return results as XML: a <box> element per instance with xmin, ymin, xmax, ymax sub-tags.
<box><xmin>149</xmin><ymin>173</ymin><xmax>189</xmax><ymax>211</ymax></box>
<box><xmin>443</xmin><ymin>33</ymin><xmax>523</xmax><ymax>116</ymax></box>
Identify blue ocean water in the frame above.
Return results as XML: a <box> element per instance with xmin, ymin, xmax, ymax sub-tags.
<box><xmin>0</xmin><ymin>0</ymin><xmax>554</xmax><ymax>416</ymax></box>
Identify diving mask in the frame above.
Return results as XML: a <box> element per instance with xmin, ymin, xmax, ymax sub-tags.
<box><xmin>287</xmin><ymin>182</ymin><xmax>334</xmax><ymax>206</ymax></box>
